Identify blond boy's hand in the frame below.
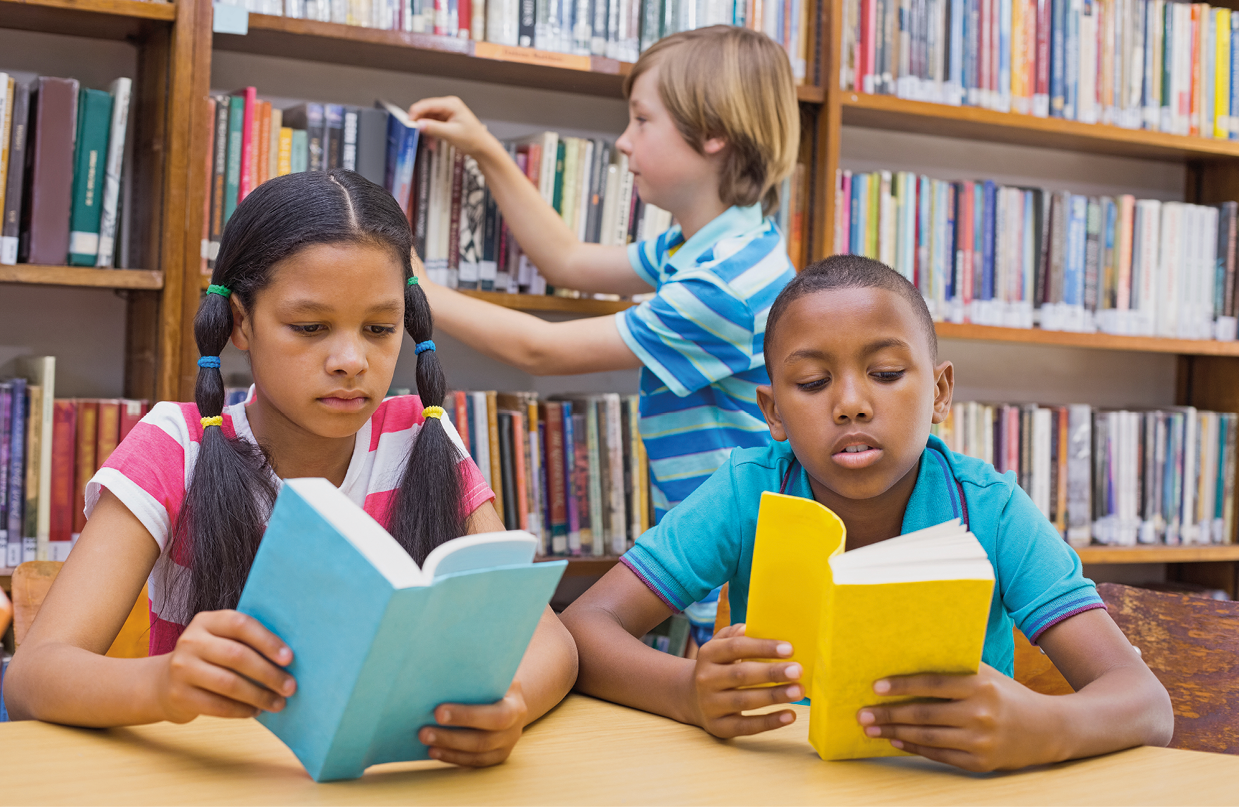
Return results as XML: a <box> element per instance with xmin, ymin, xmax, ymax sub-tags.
<box><xmin>689</xmin><ymin>623</ymin><xmax>805</xmax><ymax>739</ymax></box>
<box><xmin>858</xmin><ymin>662</ymin><xmax>1065</xmax><ymax>772</ymax></box>
<box><xmin>419</xmin><ymin>681</ymin><xmax>530</xmax><ymax>767</ymax></box>
<box><xmin>407</xmin><ymin>97</ymin><xmax>502</xmax><ymax>162</ymax></box>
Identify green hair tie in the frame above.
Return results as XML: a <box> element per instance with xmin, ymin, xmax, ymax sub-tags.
<box><xmin>407</xmin><ymin>276</ymin><xmax>419</xmax><ymax>286</ymax></box>
<box><xmin>207</xmin><ymin>284</ymin><xmax>232</xmax><ymax>298</ymax></box>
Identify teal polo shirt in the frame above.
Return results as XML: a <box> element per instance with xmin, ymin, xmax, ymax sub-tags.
<box><xmin>620</xmin><ymin>435</ymin><xmax>1104</xmax><ymax>676</ymax></box>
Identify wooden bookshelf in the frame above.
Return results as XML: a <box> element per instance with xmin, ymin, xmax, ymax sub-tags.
<box><xmin>1076</xmin><ymin>545</ymin><xmax>1239</xmax><ymax>565</ymax></box>
<box><xmin>935</xmin><ymin>322</ymin><xmax>1239</xmax><ymax>357</ymax></box>
<box><xmin>538</xmin><ymin>556</ymin><xmax>622</xmax><ymax>577</ymax></box>
<box><xmin>0</xmin><ymin>0</ymin><xmax>176</xmax><ymax>39</ymax></box>
<box><xmin>0</xmin><ymin>266</ymin><xmax>164</xmax><ymax>290</ymax></box>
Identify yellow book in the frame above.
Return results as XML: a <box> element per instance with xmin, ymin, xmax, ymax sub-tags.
<box><xmin>277</xmin><ymin>127</ymin><xmax>293</xmax><ymax>177</ymax></box>
<box><xmin>1216</xmin><ymin>8</ymin><xmax>1231</xmax><ymax>139</ymax></box>
<box><xmin>746</xmin><ymin>492</ymin><xmax>995</xmax><ymax>761</ymax></box>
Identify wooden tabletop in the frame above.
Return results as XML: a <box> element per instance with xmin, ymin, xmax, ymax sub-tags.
<box><xmin>3</xmin><ymin>694</ymin><xmax>1237</xmax><ymax>805</ymax></box>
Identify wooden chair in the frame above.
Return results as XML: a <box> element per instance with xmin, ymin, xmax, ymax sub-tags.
<box><xmin>11</xmin><ymin>561</ymin><xmax>149</xmax><ymax>658</ymax></box>
<box><xmin>1098</xmin><ymin>581</ymin><xmax>1239</xmax><ymax>755</ymax></box>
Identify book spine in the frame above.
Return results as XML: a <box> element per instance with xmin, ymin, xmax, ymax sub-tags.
<box><xmin>486</xmin><ymin>390</ymin><xmax>503</xmax><ymax>525</ymax></box>
<box><xmin>96</xmin><ymin>77</ymin><xmax>132</xmax><ymax>269</ymax></box>
<box><xmin>447</xmin><ymin>149</ymin><xmax>465</xmax><ymax>288</ymax></box>
<box><xmin>562</xmin><ymin>405</ymin><xmax>580</xmax><ymax>553</ymax></box>
<box><xmin>511</xmin><ymin>409</ymin><xmax>529</xmax><ymax>532</ymax></box>
<box><xmin>48</xmin><ymin>399</ymin><xmax>75</xmax><ymax>553</ymax></box>
<box><xmin>256</xmin><ymin>101</ymin><xmax>272</xmax><ymax>186</ymax></box>
<box><xmin>342</xmin><ymin>109</ymin><xmax>359</xmax><ymax>172</ymax></box>
<box><xmin>0</xmin><ymin>81</ymin><xmax>30</xmax><ymax>266</ymax></box>
<box><xmin>236</xmin><ymin>88</ymin><xmax>256</xmax><ymax>201</ymax></box>
<box><xmin>7</xmin><ymin>380</ymin><xmax>27</xmax><ymax>567</ymax></box>
<box><xmin>21</xmin><ymin>77</ymin><xmax>79</xmax><ymax>266</ymax></box>
<box><xmin>119</xmin><ymin>399</ymin><xmax>146</xmax><ymax>442</ymax></box>
<box><xmin>22</xmin><ymin>385</ymin><xmax>43</xmax><ymax>564</ymax></box>
<box><xmin>200</xmin><ymin>97</ymin><xmax>215</xmax><ymax>274</ymax></box>
<box><xmin>544</xmin><ymin>402</ymin><xmax>568</xmax><ymax>554</ymax></box>
<box><xmin>605</xmin><ymin>395</ymin><xmax>626</xmax><ymax>554</ymax></box>
<box><xmin>72</xmin><ymin>399</ymin><xmax>98</xmax><ymax>540</ymax></box>
<box><xmin>224</xmin><ymin>96</ymin><xmax>245</xmax><ymax>224</ymax></box>
<box><xmin>68</xmin><ymin>89</ymin><xmax>114</xmax><ymax>266</ymax></box>
<box><xmin>324</xmin><ymin>104</ymin><xmax>344</xmax><ymax>171</ymax></box>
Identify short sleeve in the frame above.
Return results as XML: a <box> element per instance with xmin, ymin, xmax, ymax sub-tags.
<box><xmin>628</xmin><ymin>239</ymin><xmax>661</xmax><ymax>288</ymax></box>
<box><xmin>621</xmin><ymin>457</ymin><xmax>745</xmax><ymax>611</ymax></box>
<box><xmin>993</xmin><ymin>483</ymin><xmax>1105</xmax><ymax>643</ymax></box>
<box><xmin>615</xmin><ymin>272</ymin><xmax>758</xmax><ymax>398</ymax></box>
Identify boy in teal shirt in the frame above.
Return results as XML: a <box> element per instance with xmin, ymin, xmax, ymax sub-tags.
<box><xmin>563</xmin><ymin>255</ymin><xmax>1173</xmax><ymax>772</ymax></box>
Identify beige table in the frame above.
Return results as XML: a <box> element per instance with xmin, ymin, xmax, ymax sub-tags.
<box><xmin>2</xmin><ymin>694</ymin><xmax>1237</xmax><ymax>805</ymax></box>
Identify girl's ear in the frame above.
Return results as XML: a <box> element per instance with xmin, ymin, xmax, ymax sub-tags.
<box><xmin>756</xmin><ymin>384</ymin><xmax>787</xmax><ymax>441</ymax></box>
<box><xmin>229</xmin><ymin>295</ymin><xmax>251</xmax><ymax>352</ymax></box>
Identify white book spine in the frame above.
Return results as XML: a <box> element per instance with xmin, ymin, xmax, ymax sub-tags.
<box><xmin>96</xmin><ymin>77</ymin><xmax>132</xmax><ymax>269</ymax></box>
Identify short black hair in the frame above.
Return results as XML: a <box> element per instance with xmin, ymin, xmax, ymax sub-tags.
<box><xmin>763</xmin><ymin>254</ymin><xmax>939</xmax><ymax>371</ymax></box>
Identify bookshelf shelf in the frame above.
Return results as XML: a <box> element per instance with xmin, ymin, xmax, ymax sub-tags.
<box><xmin>0</xmin><ymin>0</ymin><xmax>176</xmax><ymax>39</ymax></box>
<box><xmin>0</xmin><ymin>266</ymin><xmax>164</xmax><ymax>290</ymax></box>
<box><xmin>935</xmin><ymin>323</ymin><xmax>1239</xmax><ymax>357</ymax></box>
<box><xmin>1075</xmin><ymin>545</ymin><xmax>1239</xmax><ymax>564</ymax></box>
<box><xmin>838</xmin><ymin>92</ymin><xmax>1239</xmax><ymax>162</ymax></box>
<box><xmin>539</xmin><ymin>556</ymin><xmax>622</xmax><ymax>577</ymax></box>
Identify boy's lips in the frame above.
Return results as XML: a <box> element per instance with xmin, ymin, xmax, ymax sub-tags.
<box><xmin>830</xmin><ymin>435</ymin><xmax>883</xmax><ymax>470</ymax></box>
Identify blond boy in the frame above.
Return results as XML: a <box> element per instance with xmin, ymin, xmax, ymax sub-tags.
<box><xmin>409</xmin><ymin>26</ymin><xmax>801</xmax><ymax>518</ymax></box>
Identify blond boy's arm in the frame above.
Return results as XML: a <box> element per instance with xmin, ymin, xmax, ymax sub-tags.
<box><xmin>407</xmin><ymin>96</ymin><xmax>652</xmax><ymax>296</ymax></box>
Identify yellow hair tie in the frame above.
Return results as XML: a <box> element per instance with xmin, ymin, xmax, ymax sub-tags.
<box><xmin>201</xmin><ymin>416</ymin><xmax>223</xmax><ymax>428</ymax></box>
<box><xmin>422</xmin><ymin>406</ymin><xmax>446</xmax><ymax>421</ymax></box>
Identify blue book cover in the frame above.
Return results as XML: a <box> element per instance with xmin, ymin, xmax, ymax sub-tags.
<box><xmin>561</xmin><ymin>406</ymin><xmax>578</xmax><ymax>550</ymax></box>
<box><xmin>465</xmin><ymin>393</ymin><xmax>476</xmax><ymax>455</ymax></box>
<box><xmin>850</xmin><ymin>175</ymin><xmax>862</xmax><ymax>255</ymax></box>
<box><xmin>378</xmin><ymin>100</ymin><xmax>421</xmax><ymax>217</ymax></box>
<box><xmin>965</xmin><ymin>0</ymin><xmax>979</xmax><ymax>104</ymax></box>
<box><xmin>1063</xmin><ymin>0</ymin><xmax>1079</xmax><ymax>120</ymax></box>
<box><xmin>1050</xmin><ymin>0</ymin><xmax>1066</xmax><ymax>117</ymax></box>
<box><xmin>943</xmin><ymin>183</ymin><xmax>957</xmax><ymax>301</ymax></box>
<box><xmin>1064</xmin><ymin>195</ymin><xmax>1087</xmax><ymax>307</ymax></box>
<box><xmin>237</xmin><ymin>478</ymin><xmax>566</xmax><ymax>782</ymax></box>
<box><xmin>6</xmin><ymin>379</ymin><xmax>26</xmax><ymax>566</ymax></box>
<box><xmin>982</xmin><ymin>180</ymin><xmax>996</xmax><ymax>301</ymax></box>
<box><xmin>1162</xmin><ymin>3</ymin><xmax>1175</xmax><ymax>129</ymax></box>
<box><xmin>999</xmin><ymin>0</ymin><xmax>1012</xmax><ymax>109</ymax></box>
<box><xmin>973</xmin><ymin>182</ymin><xmax>984</xmax><ymax>300</ymax></box>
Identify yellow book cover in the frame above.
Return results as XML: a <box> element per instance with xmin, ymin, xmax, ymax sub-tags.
<box><xmin>745</xmin><ymin>492</ymin><xmax>995</xmax><ymax>761</ymax></box>
<box><xmin>277</xmin><ymin>128</ymin><xmax>293</xmax><ymax>177</ymax></box>
<box><xmin>1216</xmin><ymin>9</ymin><xmax>1231</xmax><ymax>139</ymax></box>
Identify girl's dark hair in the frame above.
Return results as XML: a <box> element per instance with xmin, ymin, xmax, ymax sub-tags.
<box><xmin>168</xmin><ymin>169</ymin><xmax>464</xmax><ymax>620</ymax></box>
<box><xmin>763</xmin><ymin>254</ymin><xmax>939</xmax><ymax>369</ymax></box>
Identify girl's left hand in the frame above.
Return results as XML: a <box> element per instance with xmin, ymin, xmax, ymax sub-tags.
<box><xmin>857</xmin><ymin>663</ymin><xmax>1065</xmax><ymax>772</ymax></box>
<box><xmin>418</xmin><ymin>681</ymin><xmax>530</xmax><ymax>767</ymax></box>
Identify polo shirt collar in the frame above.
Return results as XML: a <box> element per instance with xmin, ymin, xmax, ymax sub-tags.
<box><xmin>665</xmin><ymin>204</ymin><xmax>765</xmax><ymax>274</ymax></box>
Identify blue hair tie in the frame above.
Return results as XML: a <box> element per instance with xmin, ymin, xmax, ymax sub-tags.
<box><xmin>415</xmin><ymin>340</ymin><xmax>436</xmax><ymax>355</ymax></box>
<box><xmin>197</xmin><ymin>356</ymin><xmax>221</xmax><ymax>369</ymax></box>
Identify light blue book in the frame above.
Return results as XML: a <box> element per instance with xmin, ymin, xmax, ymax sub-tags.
<box><xmin>237</xmin><ymin>477</ymin><xmax>566</xmax><ymax>782</ymax></box>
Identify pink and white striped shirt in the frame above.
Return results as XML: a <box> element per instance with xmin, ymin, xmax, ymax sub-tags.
<box><xmin>85</xmin><ymin>393</ymin><xmax>495</xmax><ymax>656</ymax></box>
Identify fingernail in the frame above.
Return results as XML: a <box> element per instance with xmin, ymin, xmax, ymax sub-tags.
<box><xmin>429</xmin><ymin>748</ymin><xmax>441</xmax><ymax>760</ymax></box>
<box><xmin>786</xmin><ymin>685</ymin><xmax>803</xmax><ymax>700</ymax></box>
<box><xmin>776</xmin><ymin>643</ymin><xmax>793</xmax><ymax>657</ymax></box>
<box><xmin>785</xmin><ymin>663</ymin><xmax>802</xmax><ymax>681</ymax></box>
<box><xmin>424</xmin><ymin>731</ymin><xmax>436</xmax><ymax>744</ymax></box>
<box><xmin>865</xmin><ymin>726</ymin><xmax>881</xmax><ymax>737</ymax></box>
<box><xmin>440</xmin><ymin>709</ymin><xmax>452</xmax><ymax>723</ymax></box>
<box><xmin>282</xmin><ymin>679</ymin><xmax>295</xmax><ymax>696</ymax></box>
<box><xmin>279</xmin><ymin>647</ymin><xmax>292</xmax><ymax>664</ymax></box>
<box><xmin>873</xmin><ymin>679</ymin><xmax>891</xmax><ymax>694</ymax></box>
<box><xmin>858</xmin><ymin>710</ymin><xmax>874</xmax><ymax>725</ymax></box>
<box><xmin>891</xmin><ymin>740</ymin><xmax>904</xmax><ymax>749</ymax></box>
<box><xmin>271</xmin><ymin>697</ymin><xmax>285</xmax><ymax>712</ymax></box>
<box><xmin>779</xmin><ymin>712</ymin><xmax>793</xmax><ymax>724</ymax></box>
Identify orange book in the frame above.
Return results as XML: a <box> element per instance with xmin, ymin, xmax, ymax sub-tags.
<box><xmin>451</xmin><ymin>391</ymin><xmax>469</xmax><ymax>453</ymax></box>
<box><xmin>49</xmin><ymin>400</ymin><xmax>76</xmax><ymax>546</ymax></box>
<box><xmin>95</xmin><ymin>400</ymin><xmax>121</xmax><ymax>470</ymax></box>
<box><xmin>73</xmin><ymin>400</ymin><xmax>98</xmax><ymax>537</ymax></box>
<box><xmin>486</xmin><ymin>391</ymin><xmax>503</xmax><ymax>523</ymax></box>
<box><xmin>511</xmin><ymin>409</ymin><xmax>529</xmax><ymax>532</ymax></box>
<box><xmin>1190</xmin><ymin>5</ymin><xmax>1202</xmax><ymax>137</ymax></box>
<box><xmin>118</xmin><ymin>399</ymin><xmax>148</xmax><ymax>442</ymax></box>
<box><xmin>257</xmin><ymin>101</ymin><xmax>272</xmax><ymax>186</ymax></box>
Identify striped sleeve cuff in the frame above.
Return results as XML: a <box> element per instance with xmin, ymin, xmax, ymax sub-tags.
<box><xmin>1023</xmin><ymin>590</ymin><xmax>1108</xmax><ymax>644</ymax></box>
<box><xmin>620</xmin><ymin>545</ymin><xmax>696</xmax><ymax>613</ymax></box>
<box><xmin>628</xmin><ymin>240</ymin><xmax>660</xmax><ymax>288</ymax></box>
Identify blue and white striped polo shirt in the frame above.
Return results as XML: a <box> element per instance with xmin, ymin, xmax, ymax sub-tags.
<box><xmin>615</xmin><ymin>203</ymin><xmax>796</xmax><ymax>519</ymax></box>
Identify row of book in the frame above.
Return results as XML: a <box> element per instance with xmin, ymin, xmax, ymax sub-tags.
<box><xmin>0</xmin><ymin>356</ymin><xmax>150</xmax><ymax>568</ymax></box>
<box><xmin>435</xmin><ymin>389</ymin><xmax>653</xmax><ymax>556</ymax></box>
<box><xmin>843</xmin><ymin>0</ymin><xmax>1239</xmax><ymax>139</ymax></box>
<box><xmin>220</xmin><ymin>0</ymin><xmax>811</xmax><ymax>80</ymax></box>
<box><xmin>835</xmin><ymin>167</ymin><xmax>1239</xmax><ymax>338</ymax></box>
<box><xmin>932</xmin><ymin>401</ymin><xmax>1237</xmax><ymax>547</ymax></box>
<box><xmin>0</xmin><ymin>74</ymin><xmax>132</xmax><ymax>268</ymax></box>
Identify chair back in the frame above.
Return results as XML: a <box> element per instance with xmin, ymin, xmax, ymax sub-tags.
<box><xmin>1099</xmin><ymin>582</ymin><xmax>1239</xmax><ymax>755</ymax></box>
<box><xmin>12</xmin><ymin>561</ymin><xmax>150</xmax><ymax>658</ymax></box>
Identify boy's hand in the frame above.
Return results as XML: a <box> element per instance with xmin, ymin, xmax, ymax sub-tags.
<box><xmin>407</xmin><ymin>97</ymin><xmax>503</xmax><ymax>162</ymax></box>
<box><xmin>689</xmin><ymin>623</ymin><xmax>804</xmax><ymax>739</ymax></box>
<box><xmin>858</xmin><ymin>663</ymin><xmax>1064</xmax><ymax>772</ymax></box>
<box><xmin>419</xmin><ymin>681</ymin><xmax>530</xmax><ymax>767</ymax></box>
<box><xmin>157</xmin><ymin>610</ymin><xmax>295</xmax><ymax>723</ymax></box>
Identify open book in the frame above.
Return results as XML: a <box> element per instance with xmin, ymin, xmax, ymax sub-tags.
<box><xmin>236</xmin><ymin>478</ymin><xmax>566</xmax><ymax>781</ymax></box>
<box><xmin>745</xmin><ymin>492</ymin><xmax>994</xmax><ymax>761</ymax></box>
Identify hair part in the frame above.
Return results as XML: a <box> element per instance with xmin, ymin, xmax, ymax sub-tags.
<box><xmin>763</xmin><ymin>255</ymin><xmax>940</xmax><ymax>372</ymax></box>
<box><xmin>623</xmin><ymin>26</ymin><xmax>800</xmax><ymax>216</ymax></box>
<box><xmin>168</xmin><ymin>169</ymin><xmax>465</xmax><ymax>621</ymax></box>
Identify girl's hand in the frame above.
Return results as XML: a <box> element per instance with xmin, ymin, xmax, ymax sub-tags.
<box><xmin>858</xmin><ymin>663</ymin><xmax>1064</xmax><ymax>772</ymax></box>
<box><xmin>406</xmin><ymin>96</ymin><xmax>503</xmax><ymax>162</ymax></box>
<box><xmin>418</xmin><ymin>681</ymin><xmax>529</xmax><ymax>767</ymax></box>
<box><xmin>156</xmin><ymin>610</ymin><xmax>295</xmax><ymax>724</ymax></box>
<box><xmin>689</xmin><ymin>623</ymin><xmax>804</xmax><ymax>739</ymax></box>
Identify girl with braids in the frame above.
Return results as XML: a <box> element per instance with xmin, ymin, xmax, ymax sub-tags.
<box><xmin>4</xmin><ymin>170</ymin><xmax>578</xmax><ymax>768</ymax></box>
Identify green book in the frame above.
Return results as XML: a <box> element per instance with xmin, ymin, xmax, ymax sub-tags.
<box><xmin>224</xmin><ymin>95</ymin><xmax>245</xmax><ymax>223</ymax></box>
<box><xmin>290</xmin><ymin>129</ymin><xmax>308</xmax><ymax>173</ymax></box>
<box><xmin>67</xmin><ymin>88</ymin><xmax>113</xmax><ymax>266</ymax></box>
<box><xmin>552</xmin><ymin>139</ymin><xmax>566</xmax><ymax>215</ymax></box>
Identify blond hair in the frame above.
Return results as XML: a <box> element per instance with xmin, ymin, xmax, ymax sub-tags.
<box><xmin>623</xmin><ymin>26</ymin><xmax>800</xmax><ymax>216</ymax></box>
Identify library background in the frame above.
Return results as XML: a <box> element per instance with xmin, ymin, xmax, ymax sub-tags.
<box><xmin>4</xmin><ymin>0</ymin><xmax>1239</xmax><ymax>661</ymax></box>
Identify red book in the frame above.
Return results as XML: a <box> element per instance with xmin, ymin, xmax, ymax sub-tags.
<box><xmin>232</xmin><ymin>87</ymin><xmax>257</xmax><ymax>200</ymax></box>
<box><xmin>118</xmin><ymin>399</ymin><xmax>147</xmax><ymax>442</ymax></box>
<box><xmin>49</xmin><ymin>400</ymin><xmax>76</xmax><ymax>545</ymax></box>
<box><xmin>511</xmin><ymin>409</ymin><xmax>528</xmax><ymax>533</ymax></box>
<box><xmin>73</xmin><ymin>400</ymin><xmax>98</xmax><ymax>537</ymax></box>
<box><xmin>541</xmin><ymin>402</ymin><xmax>568</xmax><ymax>550</ymax></box>
<box><xmin>458</xmin><ymin>0</ymin><xmax>471</xmax><ymax>37</ymax></box>
<box><xmin>452</xmin><ymin>392</ymin><xmax>469</xmax><ymax>453</ymax></box>
<box><xmin>447</xmin><ymin>149</ymin><xmax>464</xmax><ymax>281</ymax></box>
<box><xmin>860</xmin><ymin>0</ymin><xmax>875</xmax><ymax>92</ymax></box>
<box><xmin>1035</xmin><ymin>0</ymin><xmax>1050</xmax><ymax>100</ymax></box>
<box><xmin>95</xmin><ymin>400</ymin><xmax>121</xmax><ymax>470</ymax></box>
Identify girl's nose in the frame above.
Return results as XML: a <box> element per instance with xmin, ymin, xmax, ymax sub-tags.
<box><xmin>327</xmin><ymin>336</ymin><xmax>367</xmax><ymax>377</ymax></box>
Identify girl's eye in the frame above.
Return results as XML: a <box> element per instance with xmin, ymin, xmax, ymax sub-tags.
<box><xmin>872</xmin><ymin>370</ymin><xmax>905</xmax><ymax>382</ymax></box>
<box><xmin>368</xmin><ymin>325</ymin><xmax>398</xmax><ymax>336</ymax></box>
<box><xmin>291</xmin><ymin>324</ymin><xmax>324</xmax><ymax>334</ymax></box>
<box><xmin>797</xmin><ymin>377</ymin><xmax>829</xmax><ymax>391</ymax></box>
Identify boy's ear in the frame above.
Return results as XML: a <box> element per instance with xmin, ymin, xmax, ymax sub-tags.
<box><xmin>702</xmin><ymin>134</ymin><xmax>727</xmax><ymax>156</ymax></box>
<box><xmin>931</xmin><ymin>360</ymin><xmax>954</xmax><ymax>424</ymax></box>
<box><xmin>756</xmin><ymin>384</ymin><xmax>788</xmax><ymax>442</ymax></box>
<box><xmin>229</xmin><ymin>296</ymin><xmax>252</xmax><ymax>352</ymax></box>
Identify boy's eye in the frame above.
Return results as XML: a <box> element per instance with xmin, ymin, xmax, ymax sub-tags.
<box><xmin>291</xmin><ymin>324</ymin><xmax>324</xmax><ymax>334</ymax></box>
<box><xmin>872</xmin><ymin>370</ymin><xmax>905</xmax><ymax>382</ymax></box>
<box><xmin>797</xmin><ymin>377</ymin><xmax>829</xmax><ymax>391</ymax></box>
